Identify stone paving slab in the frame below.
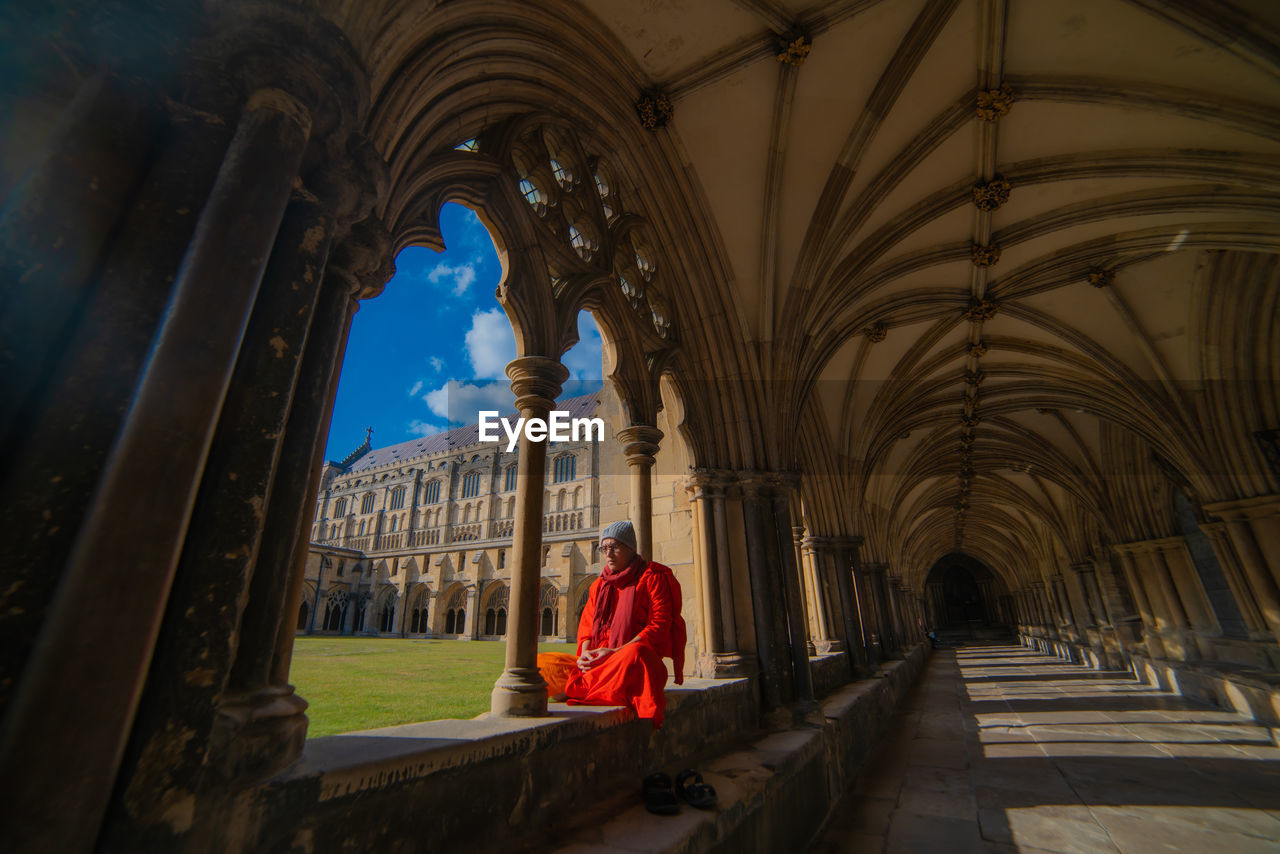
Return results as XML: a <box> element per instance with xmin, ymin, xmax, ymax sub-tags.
<box><xmin>811</xmin><ymin>643</ymin><xmax>1280</xmax><ymax>854</ymax></box>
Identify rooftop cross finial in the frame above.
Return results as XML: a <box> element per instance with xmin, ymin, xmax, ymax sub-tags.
<box><xmin>365</xmin><ymin>426</ymin><xmax>374</xmax><ymax>444</ymax></box>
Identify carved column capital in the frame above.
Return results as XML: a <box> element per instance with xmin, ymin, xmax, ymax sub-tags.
<box><xmin>202</xmin><ymin>1</ymin><xmax>370</xmax><ymax>143</ymax></box>
<box><xmin>616</xmin><ymin>424</ymin><xmax>663</xmax><ymax>468</ymax></box>
<box><xmin>328</xmin><ymin>216</ymin><xmax>395</xmax><ymax>300</ymax></box>
<box><xmin>506</xmin><ymin>357</ymin><xmax>568</xmax><ymax>412</ymax></box>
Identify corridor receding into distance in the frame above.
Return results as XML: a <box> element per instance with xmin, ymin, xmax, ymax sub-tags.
<box><xmin>814</xmin><ymin>645</ymin><xmax>1280</xmax><ymax>853</ymax></box>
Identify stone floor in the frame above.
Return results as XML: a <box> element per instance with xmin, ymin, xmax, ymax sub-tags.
<box><xmin>811</xmin><ymin>644</ymin><xmax>1280</xmax><ymax>853</ymax></box>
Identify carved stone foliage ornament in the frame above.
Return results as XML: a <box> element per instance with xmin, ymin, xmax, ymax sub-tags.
<box><xmin>636</xmin><ymin>89</ymin><xmax>673</xmax><ymax>130</ymax></box>
<box><xmin>969</xmin><ymin>341</ymin><xmax>988</xmax><ymax>358</ymax></box>
<box><xmin>864</xmin><ymin>322</ymin><xmax>888</xmax><ymax>343</ymax></box>
<box><xmin>776</xmin><ymin>32</ymin><xmax>812</xmax><ymax>66</ymax></box>
<box><xmin>976</xmin><ymin>85</ymin><xmax>1015</xmax><ymax>122</ymax></box>
<box><xmin>1087</xmin><ymin>267</ymin><xmax>1115</xmax><ymax>288</ymax></box>
<box><xmin>972</xmin><ymin>177</ymin><xmax>1011</xmax><ymax>211</ymax></box>
<box><xmin>970</xmin><ymin>242</ymin><xmax>1001</xmax><ymax>267</ymax></box>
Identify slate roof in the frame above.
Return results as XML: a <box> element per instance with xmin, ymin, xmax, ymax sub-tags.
<box><xmin>336</xmin><ymin>392</ymin><xmax>601</xmax><ymax>473</ymax></box>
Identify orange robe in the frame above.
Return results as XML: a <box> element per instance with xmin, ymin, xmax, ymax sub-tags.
<box><xmin>539</xmin><ymin>561</ymin><xmax>685</xmax><ymax>728</ymax></box>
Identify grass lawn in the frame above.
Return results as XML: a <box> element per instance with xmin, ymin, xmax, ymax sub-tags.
<box><xmin>290</xmin><ymin>636</ymin><xmax>575</xmax><ymax>737</ymax></box>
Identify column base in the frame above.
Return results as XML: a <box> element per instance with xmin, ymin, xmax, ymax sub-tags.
<box><xmin>710</xmin><ymin>653</ymin><xmax>755</xmax><ymax>679</ymax></box>
<box><xmin>491</xmin><ymin>667</ymin><xmax>549</xmax><ymax>716</ymax></box>
<box><xmin>208</xmin><ymin>685</ymin><xmax>308</xmax><ymax>784</ymax></box>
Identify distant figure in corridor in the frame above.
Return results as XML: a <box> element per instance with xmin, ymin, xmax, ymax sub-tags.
<box><xmin>538</xmin><ymin>520</ymin><xmax>686</xmax><ymax>728</ymax></box>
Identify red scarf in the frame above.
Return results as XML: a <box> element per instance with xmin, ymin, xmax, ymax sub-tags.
<box><xmin>591</xmin><ymin>557</ymin><xmax>644</xmax><ymax>647</ymax></box>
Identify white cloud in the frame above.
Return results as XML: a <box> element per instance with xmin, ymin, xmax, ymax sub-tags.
<box><xmin>408</xmin><ymin>379</ymin><xmax>424</xmax><ymax>397</ymax></box>
<box><xmin>427</xmin><ymin>262</ymin><xmax>477</xmax><ymax>297</ymax></box>
<box><xmin>465</xmin><ymin>307</ymin><xmax>517</xmax><ymax>380</ymax></box>
<box><xmin>562</xmin><ymin>312</ymin><xmax>604</xmax><ymax>382</ymax></box>
<box><xmin>408</xmin><ymin>418</ymin><xmax>444</xmax><ymax>437</ymax></box>
<box><xmin>423</xmin><ymin>380</ymin><xmax>515</xmax><ymax>425</ymax></box>
<box><xmin>429</xmin><ymin>356</ymin><xmax>445</xmax><ymax>372</ymax></box>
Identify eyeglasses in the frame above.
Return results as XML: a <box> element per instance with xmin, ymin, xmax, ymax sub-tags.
<box><xmin>598</xmin><ymin>543</ymin><xmax>630</xmax><ymax>555</ymax></box>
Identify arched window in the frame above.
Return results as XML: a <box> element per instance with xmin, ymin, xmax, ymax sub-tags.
<box><xmin>352</xmin><ymin>600</ymin><xmax>366</xmax><ymax>633</ymax></box>
<box><xmin>445</xmin><ymin>610</ymin><xmax>455</xmax><ymax>634</ymax></box>
<box><xmin>504</xmin><ymin>464</ymin><xmax>518</xmax><ymax>491</ymax></box>
<box><xmin>389</xmin><ymin>485</ymin><xmax>406</xmax><ymax>510</ymax></box>
<box><xmin>334</xmin><ymin>497</ymin><xmax>347</xmax><ymax>516</ymax></box>
<box><xmin>553</xmin><ymin>454</ymin><xmax>576</xmax><ymax>483</ymax></box>
<box><xmin>485</xmin><ymin>609</ymin><xmax>496</xmax><ymax>635</ymax></box>
<box><xmin>358</xmin><ymin>520</ymin><xmax>366</xmax><ymax>536</ymax></box>
<box><xmin>390</xmin><ymin>516</ymin><xmax>398</xmax><ymax>532</ymax></box>
<box><xmin>324</xmin><ymin>591</ymin><xmax>348</xmax><ymax>632</ymax></box>
<box><xmin>380</xmin><ymin>599</ymin><xmax>395</xmax><ymax>633</ymax></box>
<box><xmin>424</xmin><ymin>480</ymin><xmax>441</xmax><ymax>504</ymax></box>
<box><xmin>455</xmin><ymin>608</ymin><xmax>465</xmax><ymax>634</ymax></box>
<box><xmin>498</xmin><ymin>549</ymin><xmax>506</xmax><ymax>569</ymax></box>
<box><xmin>361</xmin><ymin>493</ymin><xmax>375</xmax><ymax>514</ymax></box>
<box><xmin>539</xmin><ymin>582</ymin><xmax>559</xmax><ymax>636</ymax></box>
<box><xmin>297</xmin><ymin>602</ymin><xmax>309</xmax><ymax>630</ymax></box>
<box><xmin>542</xmin><ymin>546</ymin><xmax>550</xmax><ymax>567</ymax></box>
<box><xmin>462</xmin><ymin>471</ymin><xmax>481</xmax><ymax>499</ymax></box>
<box><xmin>497</xmin><ymin>608</ymin><xmax>507</xmax><ymax>635</ymax></box>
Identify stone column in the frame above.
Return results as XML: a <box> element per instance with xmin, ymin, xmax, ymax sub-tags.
<box><xmin>1199</xmin><ymin>520</ymin><xmax>1271</xmax><ymax>637</ymax></box>
<box><xmin>795</xmin><ymin>529</ymin><xmax>819</xmax><ymax>655</ymax></box>
<box><xmin>833</xmin><ymin>537</ymin><xmax>869</xmax><ymax>675</ymax></box>
<box><xmin>860</xmin><ymin>562</ymin><xmax>888</xmax><ymax>662</ymax></box>
<box><xmin>770</xmin><ymin>483</ymin><xmax>815</xmax><ymax>705</ymax></box>
<box><xmin>616</xmin><ymin>425</ymin><xmax>663</xmax><ymax>558</ymax></box>
<box><xmin>1116</xmin><ymin>548</ymin><xmax>1164</xmax><ymax>659</ymax></box>
<box><xmin>807</xmin><ymin>538</ymin><xmax>845</xmax><ymax>653</ymax></box>
<box><xmin>1129</xmin><ymin>545</ymin><xmax>1189</xmax><ymax>660</ymax></box>
<box><xmin>1220</xmin><ymin>518</ymin><xmax>1280</xmax><ymax>641</ymax></box>
<box><xmin>867</xmin><ymin>562</ymin><xmax>899</xmax><ymax>656</ymax></box>
<box><xmin>491</xmin><ymin>357</ymin><xmax>567</xmax><ymax>716</ymax></box>
<box><xmin>1073</xmin><ymin>562</ymin><xmax>1106</xmax><ymax>627</ymax></box>
<box><xmin>687</xmin><ymin>472</ymin><xmax>749</xmax><ymax>677</ymax></box>
<box><xmin>741</xmin><ymin>476</ymin><xmax>795</xmax><ymax>710</ymax></box>
<box><xmin>0</xmin><ymin>64</ymin><xmax>327</xmax><ymax>850</ymax></box>
<box><xmin>711</xmin><ymin>479</ymin><xmax>750</xmax><ymax>675</ymax></box>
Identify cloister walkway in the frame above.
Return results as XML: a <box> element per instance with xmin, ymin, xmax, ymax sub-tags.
<box><xmin>813</xmin><ymin>644</ymin><xmax>1280</xmax><ymax>853</ymax></box>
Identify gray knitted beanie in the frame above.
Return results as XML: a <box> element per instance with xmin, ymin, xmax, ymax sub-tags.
<box><xmin>599</xmin><ymin>519</ymin><xmax>637</xmax><ymax>552</ymax></box>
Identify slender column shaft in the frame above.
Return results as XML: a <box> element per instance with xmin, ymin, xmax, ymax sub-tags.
<box><xmin>795</xmin><ymin>529</ymin><xmax>819</xmax><ymax>654</ymax></box>
<box><xmin>491</xmin><ymin>357</ymin><xmax>567</xmax><ymax>716</ymax></box>
<box><xmin>0</xmin><ymin>88</ymin><xmax>311</xmax><ymax>853</ymax></box>
<box><xmin>711</xmin><ymin>487</ymin><xmax>741</xmax><ymax>656</ymax></box>
<box><xmin>689</xmin><ymin>477</ymin><xmax>725</xmax><ymax>660</ymax></box>
<box><xmin>832</xmin><ymin>538</ymin><xmax>867</xmax><ymax>675</ymax></box>
<box><xmin>773</xmin><ymin>492</ymin><xmax>814</xmax><ymax>703</ymax></box>
<box><xmin>617</xmin><ymin>426</ymin><xmax>662</xmax><ymax>558</ymax></box>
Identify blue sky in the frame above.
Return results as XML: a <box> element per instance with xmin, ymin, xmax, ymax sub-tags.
<box><xmin>324</xmin><ymin>202</ymin><xmax>603</xmax><ymax>460</ymax></box>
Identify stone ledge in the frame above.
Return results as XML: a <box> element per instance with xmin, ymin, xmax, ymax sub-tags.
<box><xmin>553</xmin><ymin>644</ymin><xmax>930</xmax><ymax>854</ymax></box>
<box><xmin>222</xmin><ymin>676</ymin><xmax>759</xmax><ymax>853</ymax></box>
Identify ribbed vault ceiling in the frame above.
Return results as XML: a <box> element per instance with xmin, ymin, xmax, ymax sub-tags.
<box><xmin>336</xmin><ymin>0</ymin><xmax>1280</xmax><ymax>592</ymax></box>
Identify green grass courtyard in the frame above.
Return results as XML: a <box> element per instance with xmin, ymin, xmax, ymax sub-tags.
<box><xmin>289</xmin><ymin>636</ymin><xmax>575</xmax><ymax>737</ymax></box>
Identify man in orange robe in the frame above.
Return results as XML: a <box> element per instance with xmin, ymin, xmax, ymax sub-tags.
<box><xmin>538</xmin><ymin>520</ymin><xmax>686</xmax><ymax>728</ymax></box>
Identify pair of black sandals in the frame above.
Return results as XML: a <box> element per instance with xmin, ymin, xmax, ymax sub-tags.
<box><xmin>642</xmin><ymin>769</ymin><xmax>718</xmax><ymax>814</ymax></box>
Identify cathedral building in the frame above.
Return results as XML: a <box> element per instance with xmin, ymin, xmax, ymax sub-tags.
<box><xmin>3</xmin><ymin>1</ymin><xmax>1279</xmax><ymax>852</ymax></box>
<box><xmin>299</xmin><ymin>393</ymin><xmax>605</xmax><ymax>641</ymax></box>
